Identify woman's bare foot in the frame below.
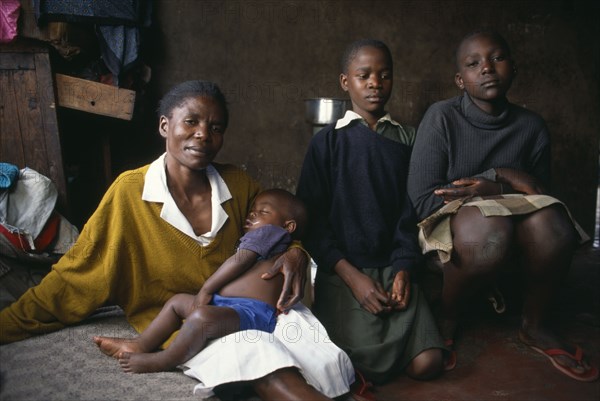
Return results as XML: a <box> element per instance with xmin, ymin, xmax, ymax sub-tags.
<box><xmin>118</xmin><ymin>351</ymin><xmax>174</xmax><ymax>373</ymax></box>
<box><xmin>92</xmin><ymin>336</ymin><xmax>144</xmax><ymax>359</ymax></box>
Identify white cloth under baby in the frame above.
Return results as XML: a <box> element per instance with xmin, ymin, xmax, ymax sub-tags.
<box><xmin>181</xmin><ymin>302</ymin><xmax>354</xmax><ymax>399</ymax></box>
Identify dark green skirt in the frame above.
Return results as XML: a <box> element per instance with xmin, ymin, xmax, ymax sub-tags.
<box><xmin>313</xmin><ymin>266</ymin><xmax>445</xmax><ymax>383</ymax></box>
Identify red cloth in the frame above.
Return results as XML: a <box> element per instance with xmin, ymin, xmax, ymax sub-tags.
<box><xmin>0</xmin><ymin>213</ymin><xmax>60</xmax><ymax>253</ymax></box>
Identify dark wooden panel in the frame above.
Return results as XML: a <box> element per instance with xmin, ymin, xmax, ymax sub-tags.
<box><xmin>12</xmin><ymin>69</ymin><xmax>50</xmax><ymax>177</ymax></box>
<box><xmin>0</xmin><ymin>53</ymin><xmax>35</xmax><ymax>70</ymax></box>
<box><xmin>0</xmin><ymin>38</ymin><xmax>48</xmax><ymax>53</ymax></box>
<box><xmin>0</xmin><ymin>71</ymin><xmax>25</xmax><ymax>167</ymax></box>
<box><xmin>35</xmin><ymin>53</ymin><xmax>67</xmax><ymax>211</ymax></box>
<box><xmin>0</xmin><ymin>46</ymin><xmax>68</xmax><ymax>213</ymax></box>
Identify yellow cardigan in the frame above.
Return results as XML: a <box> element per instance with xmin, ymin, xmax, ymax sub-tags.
<box><xmin>0</xmin><ymin>163</ymin><xmax>260</xmax><ymax>344</ymax></box>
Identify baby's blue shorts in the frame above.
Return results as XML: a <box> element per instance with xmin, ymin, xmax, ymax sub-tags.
<box><xmin>211</xmin><ymin>294</ymin><xmax>277</xmax><ymax>333</ymax></box>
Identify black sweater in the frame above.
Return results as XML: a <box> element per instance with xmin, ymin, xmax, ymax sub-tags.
<box><xmin>296</xmin><ymin>121</ymin><xmax>421</xmax><ymax>274</ymax></box>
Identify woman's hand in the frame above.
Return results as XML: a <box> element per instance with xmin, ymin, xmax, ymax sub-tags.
<box><xmin>495</xmin><ymin>168</ymin><xmax>545</xmax><ymax>195</ymax></box>
<box><xmin>390</xmin><ymin>270</ymin><xmax>411</xmax><ymax>310</ymax></box>
<box><xmin>434</xmin><ymin>177</ymin><xmax>501</xmax><ymax>202</ymax></box>
<box><xmin>261</xmin><ymin>247</ymin><xmax>308</xmax><ymax>313</ymax></box>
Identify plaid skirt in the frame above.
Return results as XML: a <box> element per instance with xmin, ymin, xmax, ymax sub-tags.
<box><xmin>418</xmin><ymin>194</ymin><xmax>590</xmax><ymax>263</ymax></box>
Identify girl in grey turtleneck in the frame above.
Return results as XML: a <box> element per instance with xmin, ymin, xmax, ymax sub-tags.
<box><xmin>408</xmin><ymin>30</ymin><xmax>596</xmax><ymax>382</ymax></box>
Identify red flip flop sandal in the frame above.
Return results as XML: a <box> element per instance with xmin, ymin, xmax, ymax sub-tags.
<box><xmin>350</xmin><ymin>369</ymin><xmax>377</xmax><ymax>401</ymax></box>
<box><xmin>528</xmin><ymin>344</ymin><xmax>599</xmax><ymax>382</ymax></box>
<box><xmin>443</xmin><ymin>338</ymin><xmax>457</xmax><ymax>371</ymax></box>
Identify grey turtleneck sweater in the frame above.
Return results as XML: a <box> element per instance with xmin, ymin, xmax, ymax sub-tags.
<box><xmin>407</xmin><ymin>93</ymin><xmax>551</xmax><ymax>221</ymax></box>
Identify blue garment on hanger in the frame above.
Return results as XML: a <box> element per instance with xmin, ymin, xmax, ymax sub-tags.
<box><xmin>34</xmin><ymin>0</ymin><xmax>152</xmax><ymax>83</ymax></box>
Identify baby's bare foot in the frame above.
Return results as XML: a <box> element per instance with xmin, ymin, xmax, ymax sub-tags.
<box><xmin>93</xmin><ymin>336</ymin><xmax>143</xmax><ymax>359</ymax></box>
<box><xmin>118</xmin><ymin>351</ymin><xmax>173</xmax><ymax>374</ymax></box>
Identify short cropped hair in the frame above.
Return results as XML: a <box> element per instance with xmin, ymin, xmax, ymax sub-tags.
<box><xmin>341</xmin><ymin>39</ymin><xmax>393</xmax><ymax>74</ymax></box>
<box><xmin>454</xmin><ymin>29</ymin><xmax>512</xmax><ymax>69</ymax></box>
<box><xmin>158</xmin><ymin>80</ymin><xmax>229</xmax><ymax>127</ymax></box>
<box><xmin>261</xmin><ymin>188</ymin><xmax>308</xmax><ymax>240</ymax></box>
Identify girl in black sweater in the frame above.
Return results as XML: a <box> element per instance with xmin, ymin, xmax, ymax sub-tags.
<box><xmin>297</xmin><ymin>40</ymin><xmax>446</xmax><ymax>397</ymax></box>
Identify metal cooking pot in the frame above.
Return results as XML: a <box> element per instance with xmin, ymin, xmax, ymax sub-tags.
<box><xmin>304</xmin><ymin>98</ymin><xmax>350</xmax><ymax>125</ymax></box>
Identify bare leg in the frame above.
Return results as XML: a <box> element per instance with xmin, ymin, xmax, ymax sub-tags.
<box><xmin>405</xmin><ymin>348</ymin><xmax>444</xmax><ymax>380</ymax></box>
<box><xmin>440</xmin><ymin>207</ymin><xmax>513</xmax><ymax>339</ymax></box>
<box><xmin>252</xmin><ymin>367</ymin><xmax>331</xmax><ymax>401</ymax></box>
<box><xmin>120</xmin><ymin>304</ymin><xmax>240</xmax><ymax>373</ymax></box>
<box><xmin>94</xmin><ymin>293</ymin><xmax>196</xmax><ymax>358</ymax></box>
<box><xmin>515</xmin><ymin>206</ymin><xmax>592</xmax><ymax>373</ymax></box>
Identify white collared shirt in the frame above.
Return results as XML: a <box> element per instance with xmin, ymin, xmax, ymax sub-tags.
<box><xmin>142</xmin><ymin>153</ymin><xmax>231</xmax><ymax>245</ymax></box>
<box><xmin>335</xmin><ymin>110</ymin><xmax>415</xmax><ymax>145</ymax></box>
